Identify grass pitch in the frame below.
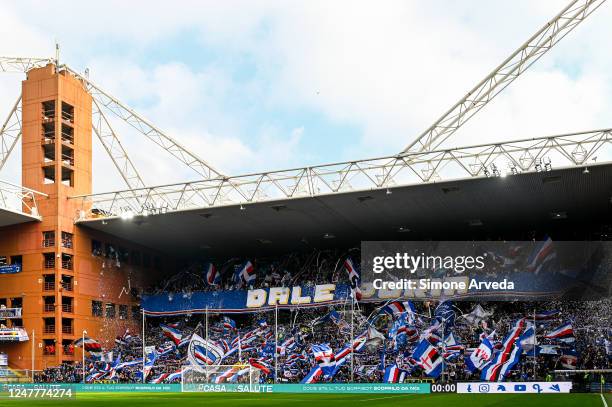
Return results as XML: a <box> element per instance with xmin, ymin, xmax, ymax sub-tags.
<box><xmin>0</xmin><ymin>392</ymin><xmax>609</xmax><ymax>407</ymax></box>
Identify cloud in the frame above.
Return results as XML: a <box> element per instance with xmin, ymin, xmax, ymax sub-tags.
<box><xmin>1</xmin><ymin>0</ymin><xmax>611</xmax><ymax>192</ymax></box>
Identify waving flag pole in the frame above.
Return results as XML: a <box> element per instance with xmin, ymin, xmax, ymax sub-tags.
<box><xmin>142</xmin><ymin>309</ymin><xmax>146</xmax><ymax>384</ymax></box>
<box><xmin>352</xmin><ymin>295</ymin><xmax>357</xmax><ymax>381</ymax></box>
<box><xmin>274</xmin><ymin>303</ymin><xmax>278</xmax><ymax>383</ymax></box>
<box><xmin>205</xmin><ymin>307</ymin><xmax>209</xmax><ymax>381</ymax></box>
<box><xmin>533</xmin><ymin>308</ymin><xmax>537</xmax><ymax>381</ymax></box>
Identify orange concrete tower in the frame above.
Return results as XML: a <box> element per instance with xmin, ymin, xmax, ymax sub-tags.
<box><xmin>0</xmin><ymin>64</ymin><xmax>95</xmax><ymax>371</ymax></box>
<box><xmin>19</xmin><ymin>64</ymin><xmax>92</xmax><ymax>370</ymax></box>
<box><xmin>0</xmin><ymin>64</ymin><xmax>146</xmax><ymax>373</ymax></box>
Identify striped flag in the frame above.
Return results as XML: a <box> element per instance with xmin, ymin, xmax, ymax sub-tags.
<box><xmin>205</xmin><ymin>263</ymin><xmax>220</xmax><ymax>286</ymax></box>
<box><xmin>480</xmin><ymin>319</ymin><xmax>526</xmax><ymax>381</ymax></box>
<box><xmin>344</xmin><ymin>258</ymin><xmax>361</xmax><ymax>301</ymax></box>
<box><xmin>544</xmin><ymin>322</ymin><xmax>575</xmax><ymax>342</ymax></box>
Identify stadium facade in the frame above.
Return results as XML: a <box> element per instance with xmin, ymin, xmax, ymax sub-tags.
<box><xmin>0</xmin><ymin>64</ymin><xmax>167</xmax><ymax>371</ymax></box>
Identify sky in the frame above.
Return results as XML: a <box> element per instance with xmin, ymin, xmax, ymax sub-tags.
<box><xmin>1</xmin><ymin>0</ymin><xmax>611</xmax><ymax>193</ymax></box>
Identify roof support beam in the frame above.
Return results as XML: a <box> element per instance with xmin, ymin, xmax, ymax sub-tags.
<box><xmin>402</xmin><ymin>0</ymin><xmax>607</xmax><ymax>154</ymax></box>
<box><xmin>64</xmin><ymin>65</ymin><xmax>225</xmax><ymax>181</ymax></box>
<box><xmin>0</xmin><ymin>56</ymin><xmax>53</xmax><ymax>73</ymax></box>
<box><xmin>92</xmin><ymin>99</ymin><xmax>146</xmax><ymax>190</ymax></box>
<box><xmin>70</xmin><ymin>128</ymin><xmax>612</xmax><ymax>219</ymax></box>
<box><xmin>0</xmin><ymin>95</ymin><xmax>22</xmax><ymax>171</ymax></box>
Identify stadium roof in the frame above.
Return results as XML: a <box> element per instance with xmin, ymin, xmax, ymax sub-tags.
<box><xmin>0</xmin><ymin>207</ymin><xmax>40</xmax><ymax>227</ymax></box>
<box><xmin>75</xmin><ymin>162</ymin><xmax>612</xmax><ymax>259</ymax></box>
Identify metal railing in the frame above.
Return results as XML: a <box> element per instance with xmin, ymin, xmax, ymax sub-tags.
<box><xmin>0</xmin><ymin>179</ymin><xmax>46</xmax><ymax>218</ymax></box>
<box><xmin>60</xmin><ymin>281</ymin><xmax>73</xmax><ymax>291</ymax></box>
<box><xmin>70</xmin><ymin>128</ymin><xmax>612</xmax><ymax>219</ymax></box>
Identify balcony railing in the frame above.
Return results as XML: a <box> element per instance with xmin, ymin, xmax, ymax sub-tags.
<box><xmin>42</xmin><ymin>238</ymin><xmax>55</xmax><ymax>248</ymax></box>
<box><xmin>43</xmin><ymin>282</ymin><xmax>55</xmax><ymax>291</ymax></box>
<box><xmin>43</xmin><ymin>304</ymin><xmax>54</xmax><ymax>313</ymax></box>
<box><xmin>60</xmin><ymin>281</ymin><xmax>73</xmax><ymax>291</ymax></box>
<box><xmin>61</xmin><ymin>112</ymin><xmax>74</xmax><ymax>124</ymax></box>
<box><xmin>43</xmin><ymin>325</ymin><xmax>55</xmax><ymax>334</ymax></box>
<box><xmin>61</xmin><ymin>325</ymin><xmax>73</xmax><ymax>335</ymax></box>
<box><xmin>63</xmin><ymin>346</ymin><xmax>74</xmax><ymax>356</ymax></box>
<box><xmin>61</xmin><ymin>304</ymin><xmax>73</xmax><ymax>313</ymax></box>
<box><xmin>61</xmin><ymin>259</ymin><xmax>72</xmax><ymax>270</ymax></box>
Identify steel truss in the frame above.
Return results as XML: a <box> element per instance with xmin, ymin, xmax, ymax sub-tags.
<box><xmin>92</xmin><ymin>99</ymin><xmax>146</xmax><ymax>190</ymax></box>
<box><xmin>0</xmin><ymin>179</ymin><xmax>47</xmax><ymax>218</ymax></box>
<box><xmin>70</xmin><ymin>128</ymin><xmax>612</xmax><ymax>219</ymax></box>
<box><xmin>402</xmin><ymin>0</ymin><xmax>607</xmax><ymax>153</ymax></box>
<box><xmin>63</xmin><ymin>65</ymin><xmax>224</xmax><ymax>181</ymax></box>
<box><xmin>0</xmin><ymin>56</ymin><xmax>53</xmax><ymax>73</ymax></box>
<box><xmin>0</xmin><ymin>96</ymin><xmax>21</xmax><ymax>171</ymax></box>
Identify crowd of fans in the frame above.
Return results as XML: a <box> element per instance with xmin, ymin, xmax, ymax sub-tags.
<box><xmin>32</xmin><ymin>298</ymin><xmax>611</xmax><ymax>385</ymax></box>
<box><xmin>30</xmin><ymin>235</ymin><xmax>612</xmax><ymax>385</ymax></box>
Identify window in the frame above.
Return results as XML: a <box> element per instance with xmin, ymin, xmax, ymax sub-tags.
<box><xmin>61</xmin><ymin>123</ymin><xmax>73</xmax><ymax>145</ymax></box>
<box><xmin>42</xmin><ymin>100</ymin><xmax>55</xmax><ymax>120</ymax></box>
<box><xmin>43</xmin><ymin>253</ymin><xmax>55</xmax><ymax>269</ymax></box>
<box><xmin>10</xmin><ymin>298</ymin><xmax>22</xmax><ymax>308</ymax></box>
<box><xmin>43</xmin><ymin>339</ymin><xmax>56</xmax><ymax>355</ymax></box>
<box><xmin>10</xmin><ymin>255</ymin><xmax>22</xmax><ymax>266</ymax></box>
<box><xmin>61</xmin><ymin>232</ymin><xmax>73</xmax><ymax>249</ymax></box>
<box><xmin>131</xmin><ymin>306</ymin><xmax>141</xmax><ymax>320</ymax></box>
<box><xmin>42</xmin><ymin>231</ymin><xmax>55</xmax><ymax>248</ymax></box>
<box><xmin>43</xmin><ymin>296</ymin><xmax>55</xmax><ymax>313</ymax></box>
<box><xmin>61</xmin><ymin>318</ymin><xmax>73</xmax><ymax>334</ymax></box>
<box><xmin>61</xmin><ymin>297</ymin><xmax>73</xmax><ymax>313</ymax></box>
<box><xmin>118</xmin><ymin>304</ymin><xmax>128</xmax><ymax>320</ymax></box>
<box><xmin>43</xmin><ymin>318</ymin><xmax>55</xmax><ymax>334</ymax></box>
<box><xmin>62</xmin><ymin>339</ymin><xmax>74</xmax><ymax>356</ymax></box>
<box><xmin>61</xmin><ymin>275</ymin><xmax>73</xmax><ymax>291</ymax></box>
<box><xmin>61</xmin><ymin>102</ymin><xmax>74</xmax><ymax>123</ymax></box>
<box><xmin>43</xmin><ymin>274</ymin><xmax>55</xmax><ymax>291</ymax></box>
<box><xmin>43</xmin><ymin>165</ymin><xmax>55</xmax><ymax>184</ymax></box>
<box><xmin>105</xmin><ymin>303</ymin><xmax>115</xmax><ymax>318</ymax></box>
<box><xmin>91</xmin><ymin>300</ymin><xmax>103</xmax><ymax>317</ymax></box>
<box><xmin>61</xmin><ymin>253</ymin><xmax>73</xmax><ymax>270</ymax></box>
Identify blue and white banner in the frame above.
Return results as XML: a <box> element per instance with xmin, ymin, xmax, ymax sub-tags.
<box><xmin>142</xmin><ymin>273</ymin><xmax>604</xmax><ymax>316</ymax></box>
<box><xmin>0</xmin><ymin>264</ymin><xmax>21</xmax><ymax>274</ymax></box>
<box><xmin>0</xmin><ymin>308</ymin><xmax>21</xmax><ymax>319</ymax></box>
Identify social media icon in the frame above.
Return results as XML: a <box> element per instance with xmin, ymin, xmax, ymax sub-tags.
<box><xmin>532</xmin><ymin>384</ymin><xmax>542</xmax><ymax>393</ymax></box>
<box><xmin>514</xmin><ymin>384</ymin><xmax>526</xmax><ymax>392</ymax></box>
<box><xmin>478</xmin><ymin>384</ymin><xmax>490</xmax><ymax>393</ymax></box>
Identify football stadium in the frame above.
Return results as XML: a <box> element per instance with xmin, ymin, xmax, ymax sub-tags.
<box><xmin>1</xmin><ymin>1</ymin><xmax>612</xmax><ymax>406</ymax></box>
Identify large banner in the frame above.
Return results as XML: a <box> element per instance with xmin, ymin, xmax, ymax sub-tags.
<box><xmin>142</xmin><ymin>275</ymin><xmax>604</xmax><ymax>316</ymax></box>
<box><xmin>0</xmin><ymin>328</ymin><xmax>29</xmax><ymax>342</ymax></box>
